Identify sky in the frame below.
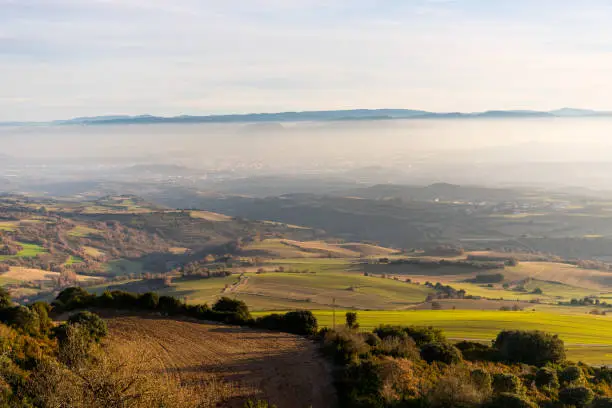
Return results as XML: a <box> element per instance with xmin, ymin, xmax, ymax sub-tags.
<box><xmin>1</xmin><ymin>0</ymin><xmax>612</xmax><ymax>121</ymax></box>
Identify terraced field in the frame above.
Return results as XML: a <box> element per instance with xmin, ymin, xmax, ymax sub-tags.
<box><xmin>106</xmin><ymin>316</ymin><xmax>336</xmax><ymax>408</ymax></box>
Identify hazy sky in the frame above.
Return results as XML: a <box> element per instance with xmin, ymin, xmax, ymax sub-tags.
<box><xmin>1</xmin><ymin>0</ymin><xmax>612</xmax><ymax>121</ymax></box>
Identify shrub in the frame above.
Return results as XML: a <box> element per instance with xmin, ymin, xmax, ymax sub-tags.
<box><xmin>0</xmin><ymin>287</ymin><xmax>12</xmax><ymax>309</ymax></box>
<box><xmin>323</xmin><ymin>329</ymin><xmax>370</xmax><ymax>364</ymax></box>
<box><xmin>558</xmin><ymin>386</ymin><xmax>594</xmax><ymax>407</ymax></box>
<box><xmin>158</xmin><ymin>295</ymin><xmax>184</xmax><ymax>315</ymax></box>
<box><xmin>375</xmin><ymin>336</ymin><xmax>419</xmax><ymax>359</ymax></box>
<box><xmin>487</xmin><ymin>393</ymin><xmax>537</xmax><ymax>408</ymax></box>
<box><xmin>255</xmin><ymin>313</ymin><xmax>285</xmax><ymax>331</ymax></box>
<box><xmin>471</xmin><ymin>369</ymin><xmax>492</xmax><ymax>392</ymax></box>
<box><xmin>374</xmin><ymin>325</ymin><xmax>446</xmax><ymax>346</ymax></box>
<box><xmin>67</xmin><ymin>311</ymin><xmax>107</xmax><ymax>342</ymax></box>
<box><xmin>54</xmin><ymin>287</ymin><xmax>94</xmax><ymax>310</ymax></box>
<box><xmin>281</xmin><ymin>310</ymin><xmax>317</xmax><ymax>335</ymax></box>
<box><xmin>363</xmin><ymin>332</ymin><xmax>381</xmax><ymax>347</ymax></box>
<box><xmin>535</xmin><ymin>367</ymin><xmax>559</xmax><ymax>389</ymax></box>
<box><xmin>3</xmin><ymin>306</ymin><xmax>41</xmax><ymax>336</ymax></box>
<box><xmin>559</xmin><ymin>365</ymin><xmax>584</xmax><ymax>385</ymax></box>
<box><xmin>30</xmin><ymin>302</ymin><xmax>53</xmax><ymax>335</ymax></box>
<box><xmin>420</xmin><ymin>342</ymin><xmax>462</xmax><ymax>364</ymax></box>
<box><xmin>592</xmin><ymin>396</ymin><xmax>612</xmax><ymax>408</ymax></box>
<box><xmin>428</xmin><ymin>370</ymin><xmax>488</xmax><ymax>408</ymax></box>
<box><xmin>406</xmin><ymin>326</ymin><xmax>446</xmax><ymax>346</ymax></box>
<box><xmin>338</xmin><ymin>359</ymin><xmax>385</xmax><ymax>408</ymax></box>
<box><xmin>138</xmin><ymin>292</ymin><xmax>159</xmax><ymax>310</ymax></box>
<box><xmin>108</xmin><ymin>291</ymin><xmax>139</xmax><ymax>309</ymax></box>
<box><xmin>212</xmin><ymin>297</ymin><xmax>250</xmax><ymax>320</ymax></box>
<box><xmin>494</xmin><ymin>330</ymin><xmax>565</xmax><ymax>366</ymax></box>
<box><xmin>346</xmin><ymin>312</ymin><xmax>358</xmax><ymax>329</ymax></box>
<box><xmin>492</xmin><ymin>373</ymin><xmax>523</xmax><ymax>395</ymax></box>
<box><xmin>95</xmin><ymin>291</ymin><xmax>115</xmax><ymax>308</ymax></box>
<box><xmin>455</xmin><ymin>341</ymin><xmax>497</xmax><ymax>361</ymax></box>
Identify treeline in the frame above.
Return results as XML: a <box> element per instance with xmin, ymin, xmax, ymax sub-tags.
<box><xmin>323</xmin><ymin>313</ymin><xmax>612</xmax><ymax>408</ymax></box>
<box><xmin>383</xmin><ymin>258</ymin><xmax>507</xmax><ymax>270</ymax></box>
<box><xmin>52</xmin><ymin>287</ymin><xmax>318</xmax><ymax>336</ymax></box>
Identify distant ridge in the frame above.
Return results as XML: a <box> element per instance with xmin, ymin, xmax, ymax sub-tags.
<box><xmin>2</xmin><ymin>108</ymin><xmax>612</xmax><ymax>126</ymax></box>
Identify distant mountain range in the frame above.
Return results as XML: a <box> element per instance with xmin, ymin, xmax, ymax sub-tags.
<box><xmin>2</xmin><ymin>108</ymin><xmax>612</xmax><ymax>126</ymax></box>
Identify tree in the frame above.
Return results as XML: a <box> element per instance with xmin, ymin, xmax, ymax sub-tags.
<box><xmin>492</xmin><ymin>373</ymin><xmax>523</xmax><ymax>395</ymax></box>
<box><xmin>213</xmin><ymin>297</ymin><xmax>251</xmax><ymax>320</ymax></box>
<box><xmin>282</xmin><ymin>310</ymin><xmax>318</xmax><ymax>335</ymax></box>
<box><xmin>535</xmin><ymin>367</ymin><xmax>559</xmax><ymax>389</ymax></box>
<box><xmin>67</xmin><ymin>311</ymin><xmax>108</xmax><ymax>342</ymax></box>
<box><xmin>420</xmin><ymin>342</ymin><xmax>462</xmax><ymax>364</ymax></box>
<box><xmin>0</xmin><ymin>287</ymin><xmax>12</xmax><ymax>309</ymax></box>
<box><xmin>494</xmin><ymin>330</ymin><xmax>565</xmax><ymax>366</ymax></box>
<box><xmin>559</xmin><ymin>386</ymin><xmax>594</xmax><ymax>407</ymax></box>
<box><xmin>345</xmin><ymin>312</ymin><xmax>358</xmax><ymax>329</ymax></box>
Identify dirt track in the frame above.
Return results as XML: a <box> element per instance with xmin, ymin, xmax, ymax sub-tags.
<box><xmin>106</xmin><ymin>317</ymin><xmax>336</xmax><ymax>408</ymax></box>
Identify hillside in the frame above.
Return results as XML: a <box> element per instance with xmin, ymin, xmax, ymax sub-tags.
<box><xmin>106</xmin><ymin>316</ymin><xmax>336</xmax><ymax>408</ymax></box>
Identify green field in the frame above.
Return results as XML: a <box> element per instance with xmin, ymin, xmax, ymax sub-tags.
<box><xmin>253</xmin><ymin>309</ymin><xmax>612</xmax><ymax>364</ymax></box>
<box><xmin>0</xmin><ymin>243</ymin><xmax>47</xmax><ymax>260</ymax></box>
<box><xmin>65</xmin><ymin>255</ymin><xmax>84</xmax><ymax>266</ymax></box>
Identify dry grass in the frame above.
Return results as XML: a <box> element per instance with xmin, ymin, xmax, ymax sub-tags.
<box><xmin>2</xmin><ymin>267</ymin><xmax>101</xmax><ymax>283</ymax></box>
<box><xmin>190</xmin><ymin>210</ymin><xmax>233</xmax><ymax>222</ymax></box>
<box><xmin>338</xmin><ymin>243</ymin><xmax>401</xmax><ymax>256</ymax></box>
<box><xmin>105</xmin><ymin>317</ymin><xmax>336</xmax><ymax>408</ymax></box>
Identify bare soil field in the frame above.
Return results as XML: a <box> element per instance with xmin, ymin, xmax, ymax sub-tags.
<box><xmin>106</xmin><ymin>317</ymin><xmax>336</xmax><ymax>408</ymax></box>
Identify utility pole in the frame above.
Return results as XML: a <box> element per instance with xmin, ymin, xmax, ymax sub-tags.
<box><xmin>332</xmin><ymin>297</ymin><xmax>336</xmax><ymax>330</ymax></box>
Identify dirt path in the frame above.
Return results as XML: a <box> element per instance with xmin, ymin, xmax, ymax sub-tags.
<box><xmin>106</xmin><ymin>317</ymin><xmax>336</xmax><ymax>408</ymax></box>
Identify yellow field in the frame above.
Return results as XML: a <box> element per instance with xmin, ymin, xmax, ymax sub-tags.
<box><xmin>253</xmin><ymin>309</ymin><xmax>612</xmax><ymax>364</ymax></box>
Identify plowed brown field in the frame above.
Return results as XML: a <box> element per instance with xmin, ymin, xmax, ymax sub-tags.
<box><xmin>106</xmin><ymin>317</ymin><xmax>336</xmax><ymax>408</ymax></box>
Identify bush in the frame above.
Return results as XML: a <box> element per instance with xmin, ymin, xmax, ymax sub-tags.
<box><xmin>420</xmin><ymin>342</ymin><xmax>462</xmax><ymax>364</ymax></box>
<box><xmin>212</xmin><ymin>297</ymin><xmax>250</xmax><ymax>320</ymax></box>
<box><xmin>2</xmin><ymin>306</ymin><xmax>41</xmax><ymax>336</ymax></box>
<box><xmin>363</xmin><ymin>332</ymin><xmax>381</xmax><ymax>347</ymax></box>
<box><xmin>535</xmin><ymin>367</ymin><xmax>559</xmax><ymax>389</ymax></box>
<box><xmin>455</xmin><ymin>341</ymin><xmax>497</xmax><ymax>361</ymax></box>
<box><xmin>281</xmin><ymin>310</ymin><xmax>318</xmax><ymax>335</ymax></box>
<box><xmin>374</xmin><ymin>325</ymin><xmax>446</xmax><ymax>346</ymax></box>
<box><xmin>323</xmin><ymin>329</ymin><xmax>370</xmax><ymax>364</ymax></box>
<box><xmin>487</xmin><ymin>393</ymin><xmax>536</xmax><ymax>408</ymax></box>
<box><xmin>338</xmin><ymin>359</ymin><xmax>385</xmax><ymax>408</ymax></box>
<box><xmin>374</xmin><ymin>336</ymin><xmax>419</xmax><ymax>359</ymax></box>
<box><xmin>494</xmin><ymin>330</ymin><xmax>565</xmax><ymax>366</ymax></box>
<box><xmin>0</xmin><ymin>287</ymin><xmax>12</xmax><ymax>309</ymax></box>
<box><xmin>255</xmin><ymin>313</ymin><xmax>285</xmax><ymax>331</ymax></box>
<box><xmin>67</xmin><ymin>311</ymin><xmax>107</xmax><ymax>342</ymax></box>
<box><xmin>54</xmin><ymin>287</ymin><xmax>94</xmax><ymax>310</ymax></box>
<box><xmin>137</xmin><ymin>292</ymin><xmax>159</xmax><ymax>310</ymax></box>
<box><xmin>158</xmin><ymin>295</ymin><xmax>184</xmax><ymax>315</ymax></box>
<box><xmin>428</xmin><ymin>370</ymin><xmax>488</xmax><ymax>408</ymax></box>
<box><xmin>492</xmin><ymin>373</ymin><xmax>522</xmax><ymax>395</ymax></box>
<box><xmin>559</xmin><ymin>365</ymin><xmax>583</xmax><ymax>385</ymax></box>
<box><xmin>558</xmin><ymin>386</ymin><xmax>594</xmax><ymax>407</ymax></box>
<box><xmin>471</xmin><ymin>369</ymin><xmax>492</xmax><ymax>392</ymax></box>
<box><xmin>592</xmin><ymin>396</ymin><xmax>612</xmax><ymax>408</ymax></box>
<box><xmin>30</xmin><ymin>302</ymin><xmax>53</xmax><ymax>335</ymax></box>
